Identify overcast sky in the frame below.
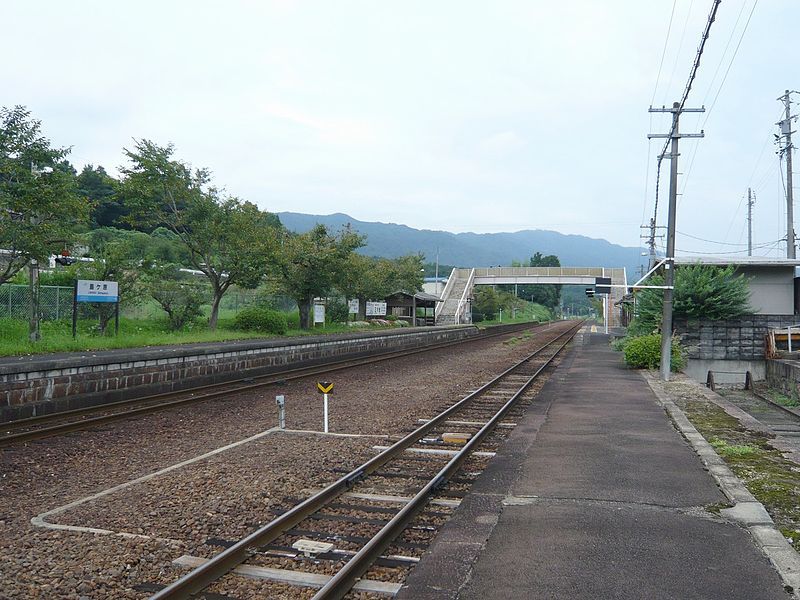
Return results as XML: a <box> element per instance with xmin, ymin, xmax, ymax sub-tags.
<box><xmin>3</xmin><ymin>1</ymin><xmax>798</xmax><ymax>258</ymax></box>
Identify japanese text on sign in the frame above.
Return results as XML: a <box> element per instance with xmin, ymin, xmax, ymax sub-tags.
<box><xmin>76</xmin><ymin>280</ymin><xmax>119</xmax><ymax>303</ymax></box>
<box><xmin>365</xmin><ymin>301</ymin><xmax>387</xmax><ymax>317</ymax></box>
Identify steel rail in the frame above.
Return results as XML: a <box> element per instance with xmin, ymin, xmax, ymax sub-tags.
<box><xmin>149</xmin><ymin>320</ymin><xmax>583</xmax><ymax>600</ymax></box>
<box><xmin>751</xmin><ymin>389</ymin><xmax>800</xmax><ymax>422</ymax></box>
<box><xmin>313</xmin><ymin>321</ymin><xmax>581</xmax><ymax>599</ymax></box>
<box><xmin>0</xmin><ymin>321</ymin><xmax>544</xmax><ymax>446</ymax></box>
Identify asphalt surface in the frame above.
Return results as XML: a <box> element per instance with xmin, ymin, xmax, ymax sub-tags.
<box><xmin>400</xmin><ymin>330</ymin><xmax>790</xmax><ymax>600</ymax></box>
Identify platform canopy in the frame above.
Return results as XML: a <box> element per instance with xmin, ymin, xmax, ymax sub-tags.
<box><xmin>385</xmin><ymin>291</ymin><xmax>441</xmax><ymax>326</ymax></box>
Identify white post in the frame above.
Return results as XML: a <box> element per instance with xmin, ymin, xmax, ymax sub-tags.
<box><xmin>603</xmin><ymin>295</ymin><xmax>608</xmax><ymax>334</ymax></box>
<box><xmin>276</xmin><ymin>395</ymin><xmax>286</xmax><ymax>429</ymax></box>
<box><xmin>499</xmin><ymin>308</ymin><xmax>502</xmax><ymax>323</ymax></box>
<box><xmin>323</xmin><ymin>393</ymin><xmax>329</xmax><ymax>433</ymax></box>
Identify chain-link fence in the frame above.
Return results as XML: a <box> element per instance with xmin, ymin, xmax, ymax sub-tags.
<box><xmin>0</xmin><ymin>284</ymin><xmax>74</xmax><ymax>321</ymax></box>
<box><xmin>0</xmin><ymin>283</ymin><xmax>299</xmax><ymax>323</ymax></box>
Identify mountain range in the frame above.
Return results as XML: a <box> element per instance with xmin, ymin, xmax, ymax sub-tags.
<box><xmin>277</xmin><ymin>212</ymin><xmax>645</xmax><ymax>277</ymax></box>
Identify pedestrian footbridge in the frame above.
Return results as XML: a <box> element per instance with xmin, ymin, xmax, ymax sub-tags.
<box><xmin>434</xmin><ymin>267</ymin><xmax>628</xmax><ymax>326</ymax></box>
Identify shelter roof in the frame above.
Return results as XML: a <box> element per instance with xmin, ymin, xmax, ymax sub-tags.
<box><xmin>673</xmin><ymin>256</ymin><xmax>800</xmax><ymax>267</ymax></box>
<box><xmin>386</xmin><ymin>291</ymin><xmax>442</xmax><ymax>302</ymax></box>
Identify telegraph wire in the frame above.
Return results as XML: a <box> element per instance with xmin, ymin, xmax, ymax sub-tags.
<box><xmin>652</xmin><ymin>0</ymin><xmax>722</xmax><ymax>226</ymax></box>
<box><xmin>701</xmin><ymin>0</ymin><xmax>759</xmax><ymax>126</ymax></box>
<box><xmin>651</xmin><ymin>0</ymin><xmax>680</xmax><ymax>106</ymax></box>
<box><xmin>642</xmin><ymin>0</ymin><xmax>679</xmax><ymax>237</ymax></box>
<box><xmin>678</xmin><ymin>229</ymin><xmax>750</xmax><ymax>246</ymax></box>
<box><xmin>663</xmin><ymin>0</ymin><xmax>697</xmax><ymax>107</ymax></box>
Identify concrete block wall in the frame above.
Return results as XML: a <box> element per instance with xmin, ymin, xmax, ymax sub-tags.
<box><xmin>674</xmin><ymin>315</ymin><xmax>798</xmax><ymax>361</ymax></box>
<box><xmin>0</xmin><ymin>325</ymin><xmax>480</xmax><ymax>421</ymax></box>
<box><xmin>766</xmin><ymin>358</ymin><xmax>800</xmax><ymax>396</ymax></box>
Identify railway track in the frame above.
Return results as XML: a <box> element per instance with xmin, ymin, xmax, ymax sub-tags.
<box><xmin>144</xmin><ymin>319</ymin><xmax>584</xmax><ymax>599</ymax></box>
<box><xmin>718</xmin><ymin>385</ymin><xmax>800</xmax><ymax>437</ymax></box>
<box><xmin>0</xmin><ymin>321</ymin><xmax>548</xmax><ymax>447</ymax></box>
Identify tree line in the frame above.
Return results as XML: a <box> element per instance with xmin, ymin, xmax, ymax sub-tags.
<box><xmin>0</xmin><ymin>106</ymin><xmax>424</xmax><ymax>336</ymax></box>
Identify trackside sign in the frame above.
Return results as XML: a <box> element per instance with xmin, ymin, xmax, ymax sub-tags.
<box><xmin>76</xmin><ymin>280</ymin><xmax>119</xmax><ymax>303</ymax></box>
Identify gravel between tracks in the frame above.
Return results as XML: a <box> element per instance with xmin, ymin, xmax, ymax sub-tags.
<box><xmin>0</xmin><ymin>322</ymin><xmax>573</xmax><ymax>599</ymax></box>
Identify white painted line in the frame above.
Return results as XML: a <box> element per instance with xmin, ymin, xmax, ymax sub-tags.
<box><xmin>279</xmin><ymin>428</ymin><xmax>390</xmax><ymax>439</ymax></box>
<box><xmin>343</xmin><ymin>492</ymin><xmax>461</xmax><ymax>509</ymax></box>
<box><xmin>417</xmin><ymin>419</ymin><xmax>516</xmax><ymax>429</ymax></box>
<box><xmin>32</xmin><ymin>426</ymin><xmax>281</xmax><ymax>535</ymax></box>
<box><xmin>173</xmin><ymin>555</ymin><xmax>402</xmax><ymax>596</ymax></box>
<box><xmin>372</xmin><ymin>445</ymin><xmax>496</xmax><ymax>458</ymax></box>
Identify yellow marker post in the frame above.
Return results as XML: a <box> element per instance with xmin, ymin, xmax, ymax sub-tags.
<box><xmin>317</xmin><ymin>381</ymin><xmax>334</xmax><ymax>432</ymax></box>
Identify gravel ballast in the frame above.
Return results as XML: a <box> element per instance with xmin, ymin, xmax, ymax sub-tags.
<box><xmin>0</xmin><ymin>322</ymin><xmax>573</xmax><ymax>598</ymax></box>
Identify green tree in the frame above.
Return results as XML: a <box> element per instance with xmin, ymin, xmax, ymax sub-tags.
<box><xmin>0</xmin><ymin>107</ymin><xmax>87</xmax><ymax>282</ymax></box>
<box><xmin>473</xmin><ymin>286</ymin><xmax>500</xmax><ymax>321</ymax></box>
<box><xmin>338</xmin><ymin>254</ymin><xmax>424</xmax><ymax>320</ymax></box>
<box><xmin>278</xmin><ymin>224</ymin><xmax>365</xmax><ymax>329</ymax></box>
<box><xmin>630</xmin><ymin>264</ymin><xmax>751</xmax><ymax>336</ymax></box>
<box><xmin>77</xmin><ymin>165</ymin><xmax>126</xmax><ymax>228</ymax></box>
<box><xmin>507</xmin><ymin>252</ymin><xmax>562</xmax><ymax>310</ymax></box>
<box><xmin>143</xmin><ymin>263</ymin><xmax>206</xmax><ymax>331</ymax></box>
<box><xmin>0</xmin><ymin>106</ymin><xmax>88</xmax><ymax>340</ymax></box>
<box><xmin>118</xmin><ymin>140</ymin><xmax>282</xmax><ymax>329</ymax></box>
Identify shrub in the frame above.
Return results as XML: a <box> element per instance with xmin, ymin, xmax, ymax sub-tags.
<box><xmin>623</xmin><ymin>334</ymin><xmax>684</xmax><ymax>371</ymax></box>
<box><xmin>610</xmin><ymin>336</ymin><xmax>629</xmax><ymax>352</ymax></box>
<box><xmin>234</xmin><ymin>306</ymin><xmax>288</xmax><ymax>334</ymax></box>
<box><xmin>630</xmin><ymin>264</ymin><xmax>750</xmax><ymax>335</ymax></box>
<box><xmin>326</xmin><ymin>298</ymin><xmax>349</xmax><ymax>324</ymax></box>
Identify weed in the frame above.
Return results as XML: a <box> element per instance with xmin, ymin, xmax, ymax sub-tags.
<box><xmin>675</xmin><ymin>395</ymin><xmax>800</xmax><ymax>550</ymax></box>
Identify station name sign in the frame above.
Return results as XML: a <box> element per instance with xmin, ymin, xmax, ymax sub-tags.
<box><xmin>76</xmin><ymin>280</ymin><xmax>119</xmax><ymax>303</ymax></box>
<box><xmin>365</xmin><ymin>301</ymin><xmax>387</xmax><ymax>317</ymax></box>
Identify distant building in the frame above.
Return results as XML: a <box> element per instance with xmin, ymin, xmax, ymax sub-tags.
<box><xmin>673</xmin><ymin>256</ymin><xmax>800</xmax><ymax>315</ymax></box>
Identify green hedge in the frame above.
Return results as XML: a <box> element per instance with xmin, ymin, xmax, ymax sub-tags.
<box><xmin>623</xmin><ymin>334</ymin><xmax>685</xmax><ymax>371</ymax></box>
<box><xmin>233</xmin><ymin>306</ymin><xmax>288</xmax><ymax>335</ymax></box>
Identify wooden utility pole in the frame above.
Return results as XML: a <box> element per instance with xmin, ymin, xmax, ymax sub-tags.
<box><xmin>648</xmin><ymin>102</ymin><xmax>705</xmax><ymax>381</ymax></box>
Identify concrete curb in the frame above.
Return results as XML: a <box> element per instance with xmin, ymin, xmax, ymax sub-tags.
<box><xmin>643</xmin><ymin>372</ymin><xmax>800</xmax><ymax>596</ymax></box>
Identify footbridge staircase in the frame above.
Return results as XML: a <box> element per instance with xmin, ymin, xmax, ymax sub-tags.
<box><xmin>434</xmin><ymin>266</ymin><xmax>628</xmax><ymax>326</ymax></box>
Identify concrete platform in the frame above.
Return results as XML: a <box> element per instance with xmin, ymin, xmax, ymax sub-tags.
<box><xmin>399</xmin><ymin>331</ymin><xmax>790</xmax><ymax>600</ymax></box>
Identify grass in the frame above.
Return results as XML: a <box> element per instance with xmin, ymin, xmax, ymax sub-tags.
<box><xmin>708</xmin><ymin>438</ymin><xmax>760</xmax><ymax>457</ymax></box>
<box><xmin>671</xmin><ymin>391</ymin><xmax>800</xmax><ymax>550</ymax></box>
<box><xmin>1</xmin><ymin>305</ymin><xmax>553</xmax><ymax>357</ymax></box>
<box><xmin>764</xmin><ymin>387</ymin><xmax>800</xmax><ymax>408</ymax></box>
<box><xmin>0</xmin><ymin>316</ymin><xmax>387</xmax><ymax>357</ymax></box>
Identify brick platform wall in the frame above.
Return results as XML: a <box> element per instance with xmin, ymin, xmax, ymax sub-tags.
<box><xmin>0</xmin><ymin>325</ymin><xmax>483</xmax><ymax>421</ymax></box>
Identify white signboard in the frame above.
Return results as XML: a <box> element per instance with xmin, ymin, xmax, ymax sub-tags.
<box><xmin>313</xmin><ymin>303</ymin><xmax>326</xmax><ymax>324</ymax></box>
<box><xmin>366</xmin><ymin>301</ymin><xmax>387</xmax><ymax>317</ymax></box>
<box><xmin>348</xmin><ymin>299</ymin><xmax>359</xmax><ymax>314</ymax></box>
<box><xmin>76</xmin><ymin>280</ymin><xmax>119</xmax><ymax>303</ymax></box>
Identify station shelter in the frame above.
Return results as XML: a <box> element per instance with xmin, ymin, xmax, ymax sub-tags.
<box><xmin>384</xmin><ymin>291</ymin><xmax>441</xmax><ymax>326</ymax></box>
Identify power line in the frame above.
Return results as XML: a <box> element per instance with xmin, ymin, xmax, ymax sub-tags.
<box><xmin>701</xmin><ymin>0</ymin><xmax>759</xmax><ymax>126</ymax></box>
<box><xmin>677</xmin><ymin>230</ymin><xmax>750</xmax><ymax>246</ymax></box>
<box><xmin>651</xmin><ymin>0</ymin><xmax>680</xmax><ymax>106</ymax></box>
<box><xmin>657</xmin><ymin>241</ymin><xmax>782</xmax><ymax>255</ymax></box>
<box><xmin>663</xmin><ymin>0</ymin><xmax>696</xmax><ymax>107</ymax></box>
<box><xmin>652</xmin><ymin>0</ymin><xmax>722</xmax><ymax>226</ymax></box>
<box><xmin>671</xmin><ymin>0</ymin><xmax>760</xmax><ymax>220</ymax></box>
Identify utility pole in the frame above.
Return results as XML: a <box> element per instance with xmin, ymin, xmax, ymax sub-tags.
<box><xmin>778</xmin><ymin>90</ymin><xmax>797</xmax><ymax>259</ymax></box>
<box><xmin>640</xmin><ymin>218</ymin><xmax>665</xmax><ymax>269</ymax></box>
<box><xmin>648</xmin><ymin>101</ymin><xmax>705</xmax><ymax>381</ymax></box>
<box><xmin>747</xmin><ymin>188</ymin><xmax>754</xmax><ymax>256</ymax></box>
